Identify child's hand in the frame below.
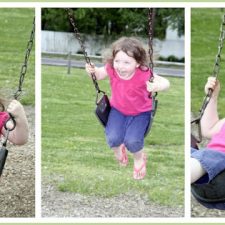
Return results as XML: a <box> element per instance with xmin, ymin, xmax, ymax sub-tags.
<box><xmin>146</xmin><ymin>81</ymin><xmax>161</xmax><ymax>93</ymax></box>
<box><xmin>85</xmin><ymin>63</ymin><xmax>96</xmax><ymax>75</ymax></box>
<box><xmin>7</xmin><ymin>100</ymin><xmax>25</xmax><ymax>119</ymax></box>
<box><xmin>5</xmin><ymin>99</ymin><xmax>28</xmax><ymax>145</ymax></box>
<box><xmin>205</xmin><ymin>77</ymin><xmax>220</xmax><ymax>97</ymax></box>
<box><xmin>146</xmin><ymin>74</ymin><xmax>170</xmax><ymax>93</ymax></box>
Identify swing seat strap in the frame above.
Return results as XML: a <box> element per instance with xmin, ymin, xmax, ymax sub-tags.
<box><xmin>0</xmin><ymin>147</ymin><xmax>8</xmax><ymax>177</ymax></box>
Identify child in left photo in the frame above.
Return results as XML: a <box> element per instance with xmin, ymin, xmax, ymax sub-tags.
<box><xmin>0</xmin><ymin>8</ymin><xmax>35</xmax><ymax>217</ymax></box>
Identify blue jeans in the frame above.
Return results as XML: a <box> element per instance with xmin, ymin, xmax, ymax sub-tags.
<box><xmin>191</xmin><ymin>147</ymin><xmax>225</xmax><ymax>183</ymax></box>
<box><xmin>105</xmin><ymin>107</ymin><xmax>151</xmax><ymax>153</ymax></box>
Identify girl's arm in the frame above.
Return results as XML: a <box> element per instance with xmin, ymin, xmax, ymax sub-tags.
<box><xmin>2</xmin><ymin>100</ymin><xmax>29</xmax><ymax>145</ymax></box>
<box><xmin>201</xmin><ymin>77</ymin><xmax>225</xmax><ymax>138</ymax></box>
<box><xmin>146</xmin><ymin>74</ymin><xmax>170</xmax><ymax>93</ymax></box>
<box><xmin>85</xmin><ymin>63</ymin><xmax>108</xmax><ymax>80</ymax></box>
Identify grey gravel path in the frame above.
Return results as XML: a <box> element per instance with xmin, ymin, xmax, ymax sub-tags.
<box><xmin>191</xmin><ymin>196</ymin><xmax>225</xmax><ymax>217</ymax></box>
<box><xmin>0</xmin><ymin>106</ymin><xmax>35</xmax><ymax>217</ymax></box>
<box><xmin>42</xmin><ymin>180</ymin><xmax>184</xmax><ymax>218</ymax></box>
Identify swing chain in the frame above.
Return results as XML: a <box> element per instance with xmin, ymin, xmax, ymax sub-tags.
<box><xmin>191</xmin><ymin>14</ymin><xmax>225</xmax><ymax>143</ymax></box>
<box><xmin>148</xmin><ymin>8</ymin><xmax>158</xmax><ymax>95</ymax></box>
<box><xmin>148</xmin><ymin>8</ymin><xmax>155</xmax><ymax>73</ymax></box>
<box><xmin>66</xmin><ymin>8</ymin><xmax>102</xmax><ymax>94</ymax></box>
<box><xmin>14</xmin><ymin>17</ymin><xmax>35</xmax><ymax>100</ymax></box>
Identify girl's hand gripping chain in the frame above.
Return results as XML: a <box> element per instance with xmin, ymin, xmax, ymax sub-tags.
<box><xmin>0</xmin><ymin>100</ymin><xmax>28</xmax><ymax>177</ymax></box>
<box><xmin>3</xmin><ymin>100</ymin><xmax>29</xmax><ymax>145</ymax></box>
<box><xmin>146</xmin><ymin>74</ymin><xmax>170</xmax><ymax>93</ymax></box>
<box><xmin>205</xmin><ymin>76</ymin><xmax>220</xmax><ymax>98</ymax></box>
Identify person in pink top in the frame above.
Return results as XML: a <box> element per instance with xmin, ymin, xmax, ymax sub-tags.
<box><xmin>86</xmin><ymin>37</ymin><xmax>170</xmax><ymax>180</ymax></box>
<box><xmin>191</xmin><ymin>77</ymin><xmax>225</xmax><ymax>183</ymax></box>
<box><xmin>0</xmin><ymin>98</ymin><xmax>29</xmax><ymax>145</ymax></box>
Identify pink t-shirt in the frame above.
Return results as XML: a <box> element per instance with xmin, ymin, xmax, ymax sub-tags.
<box><xmin>207</xmin><ymin>122</ymin><xmax>225</xmax><ymax>153</ymax></box>
<box><xmin>0</xmin><ymin>112</ymin><xmax>9</xmax><ymax>135</ymax></box>
<box><xmin>105</xmin><ymin>63</ymin><xmax>152</xmax><ymax>116</ymax></box>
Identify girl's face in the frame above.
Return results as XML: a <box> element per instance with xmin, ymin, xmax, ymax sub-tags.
<box><xmin>113</xmin><ymin>50</ymin><xmax>140</xmax><ymax>80</ymax></box>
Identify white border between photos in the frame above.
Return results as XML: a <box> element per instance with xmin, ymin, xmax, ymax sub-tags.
<box><xmin>0</xmin><ymin>1</ymin><xmax>225</xmax><ymax>224</ymax></box>
<box><xmin>35</xmin><ymin>5</ymin><xmax>42</xmax><ymax>219</ymax></box>
<box><xmin>185</xmin><ymin>6</ymin><xmax>191</xmax><ymax>220</ymax></box>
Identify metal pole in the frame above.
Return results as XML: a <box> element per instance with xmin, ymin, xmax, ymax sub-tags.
<box><xmin>67</xmin><ymin>51</ymin><xmax>71</xmax><ymax>74</ymax></box>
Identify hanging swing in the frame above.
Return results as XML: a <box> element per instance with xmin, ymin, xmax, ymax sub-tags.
<box><xmin>191</xmin><ymin>14</ymin><xmax>225</xmax><ymax>210</ymax></box>
<box><xmin>66</xmin><ymin>8</ymin><xmax>158</xmax><ymax>137</ymax></box>
<box><xmin>0</xmin><ymin>17</ymin><xmax>35</xmax><ymax>177</ymax></box>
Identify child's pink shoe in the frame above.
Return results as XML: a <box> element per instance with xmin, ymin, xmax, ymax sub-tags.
<box><xmin>133</xmin><ymin>153</ymin><xmax>147</xmax><ymax>180</ymax></box>
<box><xmin>116</xmin><ymin>144</ymin><xmax>128</xmax><ymax>166</ymax></box>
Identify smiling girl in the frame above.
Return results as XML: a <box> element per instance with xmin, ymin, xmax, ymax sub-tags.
<box><xmin>86</xmin><ymin>37</ymin><xmax>170</xmax><ymax>180</ymax></box>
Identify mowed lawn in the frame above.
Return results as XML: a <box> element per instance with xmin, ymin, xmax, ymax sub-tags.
<box><xmin>0</xmin><ymin>8</ymin><xmax>35</xmax><ymax>105</ymax></box>
<box><xmin>42</xmin><ymin>65</ymin><xmax>184</xmax><ymax>207</ymax></box>
<box><xmin>191</xmin><ymin>8</ymin><xmax>225</xmax><ymax>115</ymax></box>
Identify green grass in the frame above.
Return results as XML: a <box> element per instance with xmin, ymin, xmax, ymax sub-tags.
<box><xmin>42</xmin><ymin>65</ymin><xmax>184</xmax><ymax>207</ymax></box>
<box><xmin>191</xmin><ymin>8</ymin><xmax>225</xmax><ymax>116</ymax></box>
<box><xmin>0</xmin><ymin>8</ymin><xmax>35</xmax><ymax>105</ymax></box>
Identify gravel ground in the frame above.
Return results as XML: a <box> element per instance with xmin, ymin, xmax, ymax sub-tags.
<box><xmin>42</xmin><ymin>182</ymin><xmax>184</xmax><ymax>218</ymax></box>
<box><xmin>0</xmin><ymin>106</ymin><xmax>35</xmax><ymax>217</ymax></box>
<box><xmin>42</xmin><ymin>178</ymin><xmax>184</xmax><ymax>217</ymax></box>
<box><xmin>191</xmin><ymin>196</ymin><xmax>225</xmax><ymax>217</ymax></box>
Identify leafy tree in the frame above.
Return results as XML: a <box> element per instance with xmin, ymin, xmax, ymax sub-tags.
<box><xmin>42</xmin><ymin>8</ymin><xmax>184</xmax><ymax>39</ymax></box>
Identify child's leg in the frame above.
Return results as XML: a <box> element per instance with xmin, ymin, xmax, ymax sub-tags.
<box><xmin>112</xmin><ymin>144</ymin><xmax>128</xmax><ymax>166</ymax></box>
<box><xmin>112</xmin><ymin>146</ymin><xmax>122</xmax><ymax>158</ymax></box>
<box><xmin>105</xmin><ymin>108</ymin><xmax>126</xmax><ymax>162</ymax></box>
<box><xmin>190</xmin><ymin>157</ymin><xmax>206</xmax><ymax>184</ymax></box>
<box><xmin>124</xmin><ymin>111</ymin><xmax>150</xmax><ymax>179</ymax></box>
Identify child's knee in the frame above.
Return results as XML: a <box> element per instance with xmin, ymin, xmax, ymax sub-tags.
<box><xmin>124</xmin><ymin>139</ymin><xmax>143</xmax><ymax>153</ymax></box>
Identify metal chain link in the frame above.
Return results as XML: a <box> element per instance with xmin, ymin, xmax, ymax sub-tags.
<box><xmin>191</xmin><ymin>14</ymin><xmax>225</xmax><ymax>143</ymax></box>
<box><xmin>14</xmin><ymin>17</ymin><xmax>35</xmax><ymax>100</ymax></box>
<box><xmin>148</xmin><ymin>9</ymin><xmax>158</xmax><ymax>98</ymax></box>
<box><xmin>66</xmin><ymin>8</ymin><xmax>102</xmax><ymax>94</ymax></box>
<box><xmin>148</xmin><ymin>8</ymin><xmax>155</xmax><ymax>73</ymax></box>
<box><xmin>143</xmin><ymin>8</ymin><xmax>158</xmax><ymax>137</ymax></box>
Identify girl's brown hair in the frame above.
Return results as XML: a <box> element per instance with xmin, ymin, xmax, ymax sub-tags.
<box><xmin>105</xmin><ymin>37</ymin><xmax>149</xmax><ymax>70</ymax></box>
<box><xmin>0</xmin><ymin>96</ymin><xmax>7</xmax><ymax>112</ymax></box>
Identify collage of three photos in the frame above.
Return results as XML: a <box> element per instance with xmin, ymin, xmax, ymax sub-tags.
<box><xmin>0</xmin><ymin>6</ymin><xmax>224</xmax><ymax>219</ymax></box>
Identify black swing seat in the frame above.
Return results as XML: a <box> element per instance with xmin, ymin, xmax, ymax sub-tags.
<box><xmin>191</xmin><ymin>169</ymin><xmax>225</xmax><ymax>210</ymax></box>
<box><xmin>191</xmin><ymin>134</ymin><xmax>225</xmax><ymax>210</ymax></box>
<box><xmin>95</xmin><ymin>93</ymin><xmax>111</xmax><ymax>127</ymax></box>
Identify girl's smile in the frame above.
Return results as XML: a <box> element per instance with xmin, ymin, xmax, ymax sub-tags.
<box><xmin>113</xmin><ymin>50</ymin><xmax>140</xmax><ymax>80</ymax></box>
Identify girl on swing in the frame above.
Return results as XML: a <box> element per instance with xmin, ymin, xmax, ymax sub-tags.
<box><xmin>191</xmin><ymin>77</ymin><xmax>225</xmax><ymax>183</ymax></box>
<box><xmin>86</xmin><ymin>37</ymin><xmax>170</xmax><ymax>180</ymax></box>
<box><xmin>0</xmin><ymin>98</ymin><xmax>29</xmax><ymax>145</ymax></box>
